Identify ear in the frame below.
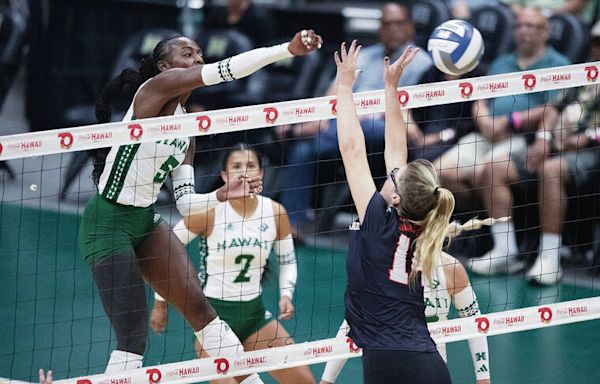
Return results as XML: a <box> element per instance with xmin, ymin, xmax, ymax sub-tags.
<box><xmin>391</xmin><ymin>193</ymin><xmax>400</xmax><ymax>207</ymax></box>
<box><xmin>157</xmin><ymin>60</ymin><xmax>170</xmax><ymax>72</ymax></box>
<box><xmin>220</xmin><ymin>170</ymin><xmax>228</xmax><ymax>184</ymax></box>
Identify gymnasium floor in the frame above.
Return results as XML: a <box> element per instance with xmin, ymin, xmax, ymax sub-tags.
<box><xmin>1</xmin><ymin>202</ymin><xmax>600</xmax><ymax>384</ymax></box>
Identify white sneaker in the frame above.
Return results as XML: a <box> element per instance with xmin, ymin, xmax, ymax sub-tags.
<box><xmin>526</xmin><ymin>252</ymin><xmax>562</xmax><ymax>286</ymax></box>
<box><xmin>470</xmin><ymin>248</ymin><xmax>525</xmax><ymax>276</ymax></box>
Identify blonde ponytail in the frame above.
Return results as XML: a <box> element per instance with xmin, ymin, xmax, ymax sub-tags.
<box><xmin>410</xmin><ymin>187</ymin><xmax>455</xmax><ymax>285</ymax></box>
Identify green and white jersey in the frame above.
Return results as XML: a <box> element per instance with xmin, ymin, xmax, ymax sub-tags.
<box><xmin>424</xmin><ymin>263</ymin><xmax>451</xmax><ymax>362</ymax></box>
<box><xmin>203</xmin><ymin>196</ymin><xmax>277</xmax><ymax>302</ymax></box>
<box><xmin>98</xmin><ymin>83</ymin><xmax>190</xmax><ymax>207</ymax></box>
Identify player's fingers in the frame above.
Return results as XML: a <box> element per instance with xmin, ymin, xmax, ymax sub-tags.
<box><xmin>334</xmin><ymin>51</ymin><xmax>341</xmax><ymax>66</ymax></box>
<box><xmin>353</xmin><ymin>45</ymin><xmax>362</xmax><ymax>66</ymax></box>
<box><xmin>340</xmin><ymin>42</ymin><xmax>347</xmax><ymax>61</ymax></box>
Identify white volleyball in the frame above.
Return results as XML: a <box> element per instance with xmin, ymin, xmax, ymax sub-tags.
<box><xmin>427</xmin><ymin>19</ymin><xmax>484</xmax><ymax>76</ymax></box>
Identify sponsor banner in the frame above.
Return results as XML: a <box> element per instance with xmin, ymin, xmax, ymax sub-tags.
<box><xmin>43</xmin><ymin>298</ymin><xmax>600</xmax><ymax>384</ymax></box>
<box><xmin>1</xmin><ymin>62</ymin><xmax>599</xmax><ymax>161</ymax></box>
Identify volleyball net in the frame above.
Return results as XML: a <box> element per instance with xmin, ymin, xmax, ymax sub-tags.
<box><xmin>2</xmin><ymin>62</ymin><xmax>600</xmax><ymax>383</ymax></box>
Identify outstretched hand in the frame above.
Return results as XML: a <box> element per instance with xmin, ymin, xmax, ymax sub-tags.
<box><xmin>217</xmin><ymin>174</ymin><xmax>263</xmax><ymax>201</ymax></box>
<box><xmin>334</xmin><ymin>40</ymin><xmax>362</xmax><ymax>89</ymax></box>
<box><xmin>384</xmin><ymin>45</ymin><xmax>419</xmax><ymax>87</ymax></box>
<box><xmin>288</xmin><ymin>29</ymin><xmax>323</xmax><ymax>56</ymax></box>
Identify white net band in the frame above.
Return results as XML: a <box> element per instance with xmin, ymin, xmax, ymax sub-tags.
<box><xmin>1</xmin><ymin>62</ymin><xmax>598</xmax><ymax>160</ymax></box>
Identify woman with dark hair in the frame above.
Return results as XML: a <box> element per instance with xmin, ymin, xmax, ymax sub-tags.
<box><xmin>150</xmin><ymin>143</ymin><xmax>315</xmax><ymax>383</ymax></box>
<box><xmin>333</xmin><ymin>40</ymin><xmax>453</xmax><ymax>383</ymax></box>
<box><xmin>78</xmin><ymin>30</ymin><xmax>322</xmax><ymax>381</ymax></box>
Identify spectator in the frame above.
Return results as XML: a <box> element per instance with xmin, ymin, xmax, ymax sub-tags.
<box><xmin>470</xmin><ymin>20</ymin><xmax>600</xmax><ymax>284</ymax></box>
<box><xmin>203</xmin><ymin>0</ymin><xmax>277</xmax><ymax>46</ymax></box>
<box><xmin>501</xmin><ymin>0</ymin><xmax>597</xmax><ymax>25</ymax></box>
<box><xmin>447</xmin><ymin>0</ymin><xmax>500</xmax><ymax>19</ymax></box>
<box><xmin>279</xmin><ymin>2</ymin><xmax>433</xmax><ymax>236</ymax></box>
<box><xmin>434</xmin><ymin>7</ymin><xmax>569</xmax><ymax>220</ymax></box>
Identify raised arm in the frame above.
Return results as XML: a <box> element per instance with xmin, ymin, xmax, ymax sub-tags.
<box><xmin>334</xmin><ymin>40</ymin><xmax>375</xmax><ymax>223</ymax></box>
<box><xmin>136</xmin><ymin>30</ymin><xmax>323</xmax><ymax>117</ymax></box>
<box><xmin>380</xmin><ymin>47</ymin><xmax>419</xmax><ymax>203</ymax></box>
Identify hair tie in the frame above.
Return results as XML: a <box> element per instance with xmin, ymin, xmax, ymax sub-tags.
<box><xmin>433</xmin><ymin>186</ymin><xmax>440</xmax><ymax>195</ymax></box>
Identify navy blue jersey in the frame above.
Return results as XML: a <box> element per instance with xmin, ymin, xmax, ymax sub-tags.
<box><xmin>345</xmin><ymin>192</ymin><xmax>437</xmax><ymax>352</ymax></box>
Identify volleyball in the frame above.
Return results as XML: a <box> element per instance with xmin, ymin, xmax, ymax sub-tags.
<box><xmin>427</xmin><ymin>19</ymin><xmax>484</xmax><ymax>76</ymax></box>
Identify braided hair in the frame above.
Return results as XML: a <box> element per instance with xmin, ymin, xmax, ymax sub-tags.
<box><xmin>92</xmin><ymin>35</ymin><xmax>182</xmax><ymax>185</ymax></box>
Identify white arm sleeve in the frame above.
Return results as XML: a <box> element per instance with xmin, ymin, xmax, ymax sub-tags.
<box><xmin>273</xmin><ymin>234</ymin><xmax>297</xmax><ymax>300</ymax></box>
<box><xmin>321</xmin><ymin>319</ymin><xmax>351</xmax><ymax>383</ymax></box>
<box><xmin>201</xmin><ymin>43</ymin><xmax>293</xmax><ymax>86</ymax></box>
<box><xmin>454</xmin><ymin>284</ymin><xmax>491</xmax><ymax>381</ymax></box>
<box><xmin>171</xmin><ymin>164</ymin><xmax>220</xmax><ymax>217</ymax></box>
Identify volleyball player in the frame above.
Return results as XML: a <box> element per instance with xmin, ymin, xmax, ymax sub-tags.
<box><xmin>334</xmin><ymin>40</ymin><xmax>452</xmax><ymax>383</ymax></box>
<box><xmin>320</xmin><ymin>251</ymin><xmax>491</xmax><ymax>383</ymax></box>
<box><xmin>150</xmin><ymin>144</ymin><xmax>315</xmax><ymax>383</ymax></box>
<box><xmin>78</xmin><ymin>30</ymin><xmax>322</xmax><ymax>381</ymax></box>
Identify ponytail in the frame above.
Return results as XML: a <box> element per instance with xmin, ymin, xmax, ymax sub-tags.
<box><xmin>410</xmin><ymin>187</ymin><xmax>454</xmax><ymax>285</ymax></box>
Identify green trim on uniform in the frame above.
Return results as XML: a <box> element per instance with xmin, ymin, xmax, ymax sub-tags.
<box><xmin>102</xmin><ymin>143</ymin><xmax>141</xmax><ymax>201</ymax></box>
<box><xmin>207</xmin><ymin>295</ymin><xmax>273</xmax><ymax>342</ymax></box>
<box><xmin>78</xmin><ymin>193</ymin><xmax>163</xmax><ymax>264</ymax></box>
<box><xmin>197</xmin><ymin>236</ymin><xmax>208</xmax><ymax>288</ymax></box>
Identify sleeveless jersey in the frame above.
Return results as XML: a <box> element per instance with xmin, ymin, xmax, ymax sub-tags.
<box><xmin>345</xmin><ymin>192</ymin><xmax>437</xmax><ymax>352</ymax></box>
<box><xmin>203</xmin><ymin>196</ymin><xmax>277</xmax><ymax>301</ymax></box>
<box><xmin>98</xmin><ymin>82</ymin><xmax>190</xmax><ymax>207</ymax></box>
<box><xmin>424</xmin><ymin>263</ymin><xmax>452</xmax><ymax>361</ymax></box>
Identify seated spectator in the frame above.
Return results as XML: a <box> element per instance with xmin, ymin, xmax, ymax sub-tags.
<box><xmin>470</xmin><ymin>21</ymin><xmax>600</xmax><ymax>284</ymax></box>
<box><xmin>203</xmin><ymin>0</ymin><xmax>277</xmax><ymax>46</ymax></box>
<box><xmin>279</xmin><ymin>2</ymin><xmax>433</xmax><ymax>235</ymax></box>
<box><xmin>447</xmin><ymin>0</ymin><xmax>499</xmax><ymax>19</ymax></box>
<box><xmin>434</xmin><ymin>7</ymin><xmax>570</xmax><ymax>219</ymax></box>
<box><xmin>501</xmin><ymin>0</ymin><xmax>597</xmax><ymax>25</ymax></box>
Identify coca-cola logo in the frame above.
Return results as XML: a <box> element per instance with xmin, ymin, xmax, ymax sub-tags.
<box><xmin>459</xmin><ymin>82</ymin><xmax>473</xmax><ymax>99</ymax></box>
<box><xmin>522</xmin><ymin>74</ymin><xmax>536</xmax><ymax>90</ymax></box>
<box><xmin>0</xmin><ymin>142</ymin><xmax>3</xmax><ymax>155</ymax></box>
<box><xmin>215</xmin><ymin>358</ymin><xmax>230</xmax><ymax>374</ymax></box>
<box><xmin>58</xmin><ymin>132</ymin><xmax>74</xmax><ymax>149</ymax></box>
<box><xmin>329</xmin><ymin>99</ymin><xmax>337</xmax><ymax>115</ymax></box>
<box><xmin>263</xmin><ymin>107</ymin><xmax>279</xmax><ymax>124</ymax></box>
<box><xmin>539</xmin><ymin>307</ymin><xmax>553</xmax><ymax>324</ymax></box>
<box><xmin>585</xmin><ymin>65</ymin><xmax>599</xmax><ymax>82</ymax></box>
<box><xmin>475</xmin><ymin>317</ymin><xmax>490</xmax><ymax>334</ymax></box>
<box><xmin>128</xmin><ymin>124</ymin><xmax>143</xmax><ymax>140</ymax></box>
<box><xmin>76</xmin><ymin>380</ymin><xmax>91</xmax><ymax>384</ymax></box>
<box><xmin>146</xmin><ymin>368</ymin><xmax>162</xmax><ymax>384</ymax></box>
<box><xmin>346</xmin><ymin>337</ymin><xmax>360</xmax><ymax>353</ymax></box>
<box><xmin>196</xmin><ymin>115</ymin><xmax>211</xmax><ymax>132</ymax></box>
<box><xmin>397</xmin><ymin>90</ymin><xmax>409</xmax><ymax>106</ymax></box>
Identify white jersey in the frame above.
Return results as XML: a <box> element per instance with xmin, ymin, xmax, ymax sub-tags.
<box><xmin>203</xmin><ymin>196</ymin><xmax>277</xmax><ymax>301</ymax></box>
<box><xmin>424</xmin><ymin>263</ymin><xmax>452</xmax><ymax>362</ymax></box>
<box><xmin>98</xmin><ymin>82</ymin><xmax>189</xmax><ymax>207</ymax></box>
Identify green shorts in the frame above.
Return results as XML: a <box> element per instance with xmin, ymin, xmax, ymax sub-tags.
<box><xmin>78</xmin><ymin>193</ymin><xmax>163</xmax><ymax>265</ymax></box>
<box><xmin>207</xmin><ymin>296</ymin><xmax>273</xmax><ymax>342</ymax></box>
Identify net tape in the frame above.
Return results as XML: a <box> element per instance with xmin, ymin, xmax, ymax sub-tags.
<box><xmin>0</xmin><ymin>62</ymin><xmax>598</xmax><ymax>161</ymax></box>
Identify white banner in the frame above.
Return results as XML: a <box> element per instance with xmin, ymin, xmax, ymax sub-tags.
<box><xmin>1</xmin><ymin>62</ymin><xmax>599</xmax><ymax>161</ymax></box>
<box><xmin>30</xmin><ymin>297</ymin><xmax>598</xmax><ymax>384</ymax></box>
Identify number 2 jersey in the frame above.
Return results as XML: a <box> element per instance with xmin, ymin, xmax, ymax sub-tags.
<box><xmin>202</xmin><ymin>195</ymin><xmax>277</xmax><ymax>302</ymax></box>
<box><xmin>345</xmin><ymin>192</ymin><xmax>437</xmax><ymax>352</ymax></box>
<box><xmin>98</xmin><ymin>82</ymin><xmax>190</xmax><ymax>207</ymax></box>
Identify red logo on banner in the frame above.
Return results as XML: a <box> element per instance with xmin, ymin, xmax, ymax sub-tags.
<box><xmin>128</xmin><ymin>124</ymin><xmax>143</xmax><ymax>140</ymax></box>
<box><xmin>0</xmin><ymin>142</ymin><xmax>3</xmax><ymax>155</ymax></box>
<box><xmin>58</xmin><ymin>132</ymin><xmax>74</xmax><ymax>149</ymax></box>
<box><xmin>397</xmin><ymin>90</ymin><xmax>409</xmax><ymax>106</ymax></box>
<box><xmin>196</xmin><ymin>115</ymin><xmax>212</xmax><ymax>132</ymax></box>
<box><xmin>346</xmin><ymin>337</ymin><xmax>360</xmax><ymax>353</ymax></box>
<box><xmin>459</xmin><ymin>82</ymin><xmax>473</xmax><ymax>99</ymax></box>
<box><xmin>329</xmin><ymin>99</ymin><xmax>337</xmax><ymax>115</ymax></box>
<box><xmin>263</xmin><ymin>107</ymin><xmax>278</xmax><ymax>124</ymax></box>
<box><xmin>76</xmin><ymin>380</ymin><xmax>91</xmax><ymax>384</ymax></box>
<box><xmin>522</xmin><ymin>74</ymin><xmax>536</xmax><ymax>90</ymax></box>
<box><xmin>146</xmin><ymin>369</ymin><xmax>162</xmax><ymax>384</ymax></box>
<box><xmin>215</xmin><ymin>358</ymin><xmax>230</xmax><ymax>374</ymax></box>
<box><xmin>585</xmin><ymin>66</ymin><xmax>599</xmax><ymax>82</ymax></box>
<box><xmin>475</xmin><ymin>317</ymin><xmax>490</xmax><ymax>333</ymax></box>
<box><xmin>538</xmin><ymin>307</ymin><xmax>553</xmax><ymax>323</ymax></box>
